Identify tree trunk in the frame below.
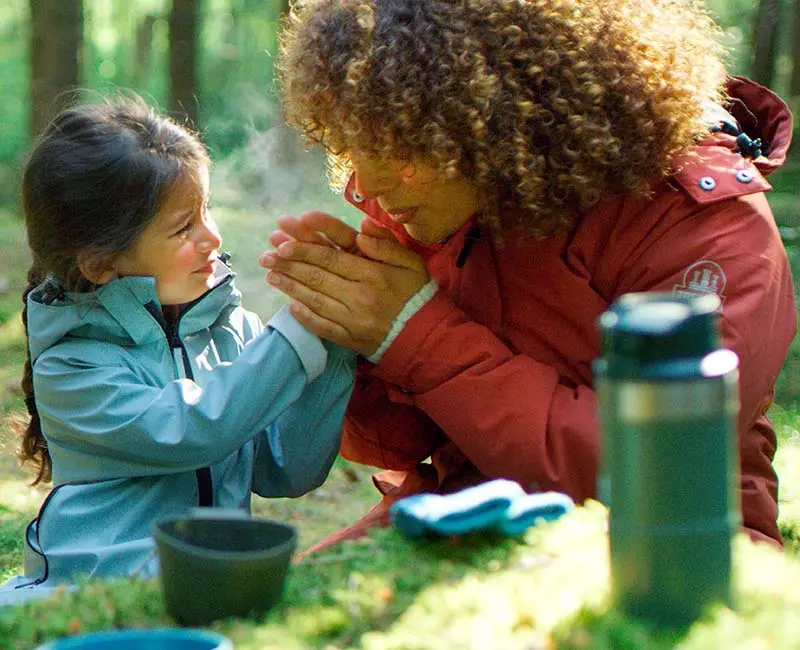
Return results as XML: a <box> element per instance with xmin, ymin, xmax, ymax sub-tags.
<box><xmin>169</xmin><ymin>0</ymin><xmax>200</xmax><ymax>126</ymax></box>
<box><xmin>135</xmin><ymin>14</ymin><xmax>158</xmax><ymax>88</ymax></box>
<box><xmin>29</xmin><ymin>0</ymin><xmax>83</xmax><ymax>138</ymax></box>
<box><xmin>751</xmin><ymin>0</ymin><xmax>782</xmax><ymax>88</ymax></box>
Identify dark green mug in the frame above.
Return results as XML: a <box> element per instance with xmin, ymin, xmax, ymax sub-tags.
<box><xmin>594</xmin><ymin>292</ymin><xmax>740</xmax><ymax>628</ymax></box>
<box><xmin>152</xmin><ymin>512</ymin><xmax>297</xmax><ymax>626</ymax></box>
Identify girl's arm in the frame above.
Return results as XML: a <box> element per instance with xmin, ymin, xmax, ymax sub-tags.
<box><xmin>33</xmin><ymin>308</ymin><xmax>337</xmax><ymax>483</ymax></box>
<box><xmin>251</xmin><ymin>342</ymin><xmax>356</xmax><ymax>497</ymax></box>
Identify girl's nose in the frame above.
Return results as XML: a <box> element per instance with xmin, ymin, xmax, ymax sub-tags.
<box><xmin>197</xmin><ymin>217</ymin><xmax>222</xmax><ymax>251</ymax></box>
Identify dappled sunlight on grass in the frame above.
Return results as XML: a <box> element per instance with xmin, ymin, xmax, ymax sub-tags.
<box><xmin>0</xmin><ymin>308</ymin><xmax>23</xmax><ymax>344</ymax></box>
<box><xmin>0</xmin><ymin>479</ymin><xmax>45</xmax><ymax>515</ymax></box>
<box><xmin>0</xmin><ymin>421</ymin><xmax>46</xmax><ymax>519</ymax></box>
<box><xmin>251</xmin><ymin>459</ymin><xmax>379</xmax><ymax>551</ymax></box>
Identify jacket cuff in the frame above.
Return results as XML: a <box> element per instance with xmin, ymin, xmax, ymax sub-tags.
<box><xmin>267</xmin><ymin>306</ymin><xmax>327</xmax><ymax>382</ymax></box>
<box><xmin>372</xmin><ymin>290</ymin><xmax>456</xmax><ymax>388</ymax></box>
<box><xmin>367</xmin><ymin>279</ymin><xmax>439</xmax><ymax>364</ymax></box>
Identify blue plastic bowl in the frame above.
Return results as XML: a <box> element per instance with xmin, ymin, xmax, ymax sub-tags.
<box><xmin>33</xmin><ymin>628</ymin><xmax>233</xmax><ymax>650</ymax></box>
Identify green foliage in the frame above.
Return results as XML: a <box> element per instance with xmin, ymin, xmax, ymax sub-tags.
<box><xmin>0</xmin><ymin>0</ymin><xmax>287</xmax><ymax>169</ymax></box>
<box><xmin>770</xmin><ymin>162</ymin><xmax>800</xmax><ymax>406</ymax></box>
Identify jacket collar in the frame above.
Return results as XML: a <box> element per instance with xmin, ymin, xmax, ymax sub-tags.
<box><xmin>27</xmin><ymin>259</ymin><xmax>239</xmax><ymax>362</ymax></box>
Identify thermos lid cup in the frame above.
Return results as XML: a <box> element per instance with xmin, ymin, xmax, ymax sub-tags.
<box><xmin>594</xmin><ymin>292</ymin><xmax>736</xmax><ymax>380</ymax></box>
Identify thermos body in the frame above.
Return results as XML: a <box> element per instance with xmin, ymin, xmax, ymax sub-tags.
<box><xmin>594</xmin><ymin>293</ymin><xmax>740</xmax><ymax>628</ymax></box>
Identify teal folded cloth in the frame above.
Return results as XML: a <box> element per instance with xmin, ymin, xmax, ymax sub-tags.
<box><xmin>389</xmin><ymin>479</ymin><xmax>574</xmax><ymax>539</ymax></box>
<box><xmin>494</xmin><ymin>491</ymin><xmax>575</xmax><ymax>536</ymax></box>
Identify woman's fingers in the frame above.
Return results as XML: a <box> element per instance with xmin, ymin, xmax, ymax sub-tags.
<box><xmin>266</xmin><ymin>263</ymin><xmax>351</xmax><ymax>321</ymax></box>
<box><xmin>269</xmin><ymin>241</ymin><xmax>368</xmax><ymax>282</ymax></box>
<box><xmin>266</xmin><ymin>268</ymin><xmax>386</xmax><ymax>355</ymax></box>
<box><xmin>287</xmin><ymin>301</ymin><xmax>358</xmax><ymax>351</ymax></box>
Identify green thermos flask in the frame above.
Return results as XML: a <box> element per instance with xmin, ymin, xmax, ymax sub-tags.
<box><xmin>594</xmin><ymin>292</ymin><xmax>740</xmax><ymax>628</ymax></box>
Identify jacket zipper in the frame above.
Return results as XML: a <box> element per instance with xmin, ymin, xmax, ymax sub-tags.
<box><xmin>145</xmin><ymin>301</ymin><xmax>214</xmax><ymax>507</ymax></box>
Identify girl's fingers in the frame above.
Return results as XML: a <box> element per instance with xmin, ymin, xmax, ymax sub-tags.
<box><xmin>269</xmin><ymin>230</ymin><xmax>292</xmax><ymax>248</ymax></box>
<box><xmin>298</xmin><ymin>211</ymin><xmax>359</xmax><ymax>251</ymax></box>
<box><xmin>359</xmin><ymin>217</ymin><xmax>396</xmax><ymax>240</ymax></box>
<box><xmin>355</xmin><ymin>234</ymin><xmax>427</xmax><ymax>273</ymax></box>
<box><xmin>275</xmin><ymin>215</ymin><xmax>331</xmax><ymax>246</ymax></box>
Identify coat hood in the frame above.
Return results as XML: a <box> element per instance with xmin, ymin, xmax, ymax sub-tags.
<box><xmin>670</xmin><ymin>76</ymin><xmax>793</xmax><ymax>205</ymax></box>
<box><xmin>27</xmin><ymin>259</ymin><xmax>239</xmax><ymax>363</ymax></box>
<box><xmin>724</xmin><ymin>76</ymin><xmax>793</xmax><ymax>177</ymax></box>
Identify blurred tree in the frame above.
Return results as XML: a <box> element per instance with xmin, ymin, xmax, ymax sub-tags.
<box><xmin>752</xmin><ymin>0</ymin><xmax>782</xmax><ymax>87</ymax></box>
<box><xmin>135</xmin><ymin>14</ymin><xmax>158</xmax><ymax>89</ymax></box>
<box><xmin>29</xmin><ymin>0</ymin><xmax>83</xmax><ymax>138</ymax></box>
<box><xmin>169</xmin><ymin>0</ymin><xmax>200</xmax><ymax>125</ymax></box>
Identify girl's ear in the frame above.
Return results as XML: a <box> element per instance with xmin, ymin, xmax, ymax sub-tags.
<box><xmin>77</xmin><ymin>251</ymin><xmax>117</xmax><ymax>285</ymax></box>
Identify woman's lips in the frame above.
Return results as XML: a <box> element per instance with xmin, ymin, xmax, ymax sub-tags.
<box><xmin>386</xmin><ymin>207</ymin><xmax>417</xmax><ymax>224</ymax></box>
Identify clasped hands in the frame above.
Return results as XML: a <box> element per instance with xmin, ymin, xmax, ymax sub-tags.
<box><xmin>258</xmin><ymin>212</ymin><xmax>430</xmax><ymax>357</ymax></box>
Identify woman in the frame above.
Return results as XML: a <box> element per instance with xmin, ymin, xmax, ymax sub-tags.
<box><xmin>260</xmin><ymin>0</ymin><xmax>796</xmax><ymax>552</ymax></box>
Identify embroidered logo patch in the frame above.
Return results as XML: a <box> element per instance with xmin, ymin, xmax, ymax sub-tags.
<box><xmin>673</xmin><ymin>260</ymin><xmax>726</xmax><ymax>303</ymax></box>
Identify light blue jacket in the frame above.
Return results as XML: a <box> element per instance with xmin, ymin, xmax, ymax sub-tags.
<box><xmin>0</xmin><ymin>261</ymin><xmax>355</xmax><ymax>603</ymax></box>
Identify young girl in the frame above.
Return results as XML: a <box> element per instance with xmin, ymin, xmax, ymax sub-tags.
<box><xmin>0</xmin><ymin>97</ymin><xmax>355</xmax><ymax>604</ymax></box>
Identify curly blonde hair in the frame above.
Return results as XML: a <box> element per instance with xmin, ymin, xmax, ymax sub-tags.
<box><xmin>278</xmin><ymin>0</ymin><xmax>727</xmax><ymax>236</ymax></box>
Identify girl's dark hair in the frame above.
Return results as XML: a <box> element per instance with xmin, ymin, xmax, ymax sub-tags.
<box><xmin>19</xmin><ymin>96</ymin><xmax>209</xmax><ymax>483</ymax></box>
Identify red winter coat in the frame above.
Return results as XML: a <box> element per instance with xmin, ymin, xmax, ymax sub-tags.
<box><xmin>304</xmin><ymin>77</ymin><xmax>795</xmax><ymax>555</ymax></box>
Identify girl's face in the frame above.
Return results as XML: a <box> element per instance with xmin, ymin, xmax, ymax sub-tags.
<box><xmin>113</xmin><ymin>166</ymin><xmax>222</xmax><ymax>306</ymax></box>
<box><xmin>348</xmin><ymin>152</ymin><xmax>482</xmax><ymax>243</ymax></box>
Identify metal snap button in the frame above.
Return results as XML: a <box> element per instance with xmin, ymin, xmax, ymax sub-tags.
<box><xmin>735</xmin><ymin>169</ymin><xmax>753</xmax><ymax>184</ymax></box>
<box><xmin>698</xmin><ymin>176</ymin><xmax>717</xmax><ymax>191</ymax></box>
<box><xmin>350</xmin><ymin>189</ymin><xmax>365</xmax><ymax>203</ymax></box>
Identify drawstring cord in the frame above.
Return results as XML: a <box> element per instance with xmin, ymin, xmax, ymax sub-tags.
<box><xmin>710</xmin><ymin>122</ymin><xmax>765</xmax><ymax>159</ymax></box>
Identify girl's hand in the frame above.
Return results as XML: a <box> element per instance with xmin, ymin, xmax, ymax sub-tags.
<box><xmin>259</xmin><ymin>213</ymin><xmax>428</xmax><ymax>356</ymax></box>
<box><xmin>269</xmin><ymin>211</ymin><xmax>395</xmax><ymax>252</ymax></box>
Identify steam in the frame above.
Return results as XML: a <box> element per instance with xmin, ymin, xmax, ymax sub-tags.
<box><xmin>209</xmin><ymin>117</ymin><xmax>360</xmax><ymax>321</ymax></box>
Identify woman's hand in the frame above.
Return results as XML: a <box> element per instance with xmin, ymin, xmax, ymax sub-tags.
<box><xmin>259</xmin><ymin>212</ymin><xmax>429</xmax><ymax>356</ymax></box>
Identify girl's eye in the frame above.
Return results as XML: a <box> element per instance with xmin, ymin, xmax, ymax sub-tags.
<box><xmin>174</xmin><ymin>221</ymin><xmax>193</xmax><ymax>237</ymax></box>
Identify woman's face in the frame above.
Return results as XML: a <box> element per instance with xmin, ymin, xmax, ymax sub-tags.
<box><xmin>349</xmin><ymin>152</ymin><xmax>482</xmax><ymax>243</ymax></box>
